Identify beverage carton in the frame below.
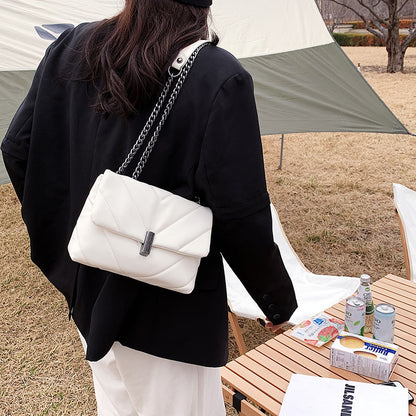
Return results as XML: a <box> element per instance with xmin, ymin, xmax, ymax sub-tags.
<box><xmin>330</xmin><ymin>331</ymin><xmax>399</xmax><ymax>381</ymax></box>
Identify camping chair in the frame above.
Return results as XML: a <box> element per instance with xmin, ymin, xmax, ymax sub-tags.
<box><xmin>393</xmin><ymin>183</ymin><xmax>416</xmax><ymax>281</ymax></box>
<box><xmin>225</xmin><ymin>204</ymin><xmax>360</xmax><ymax>355</ymax></box>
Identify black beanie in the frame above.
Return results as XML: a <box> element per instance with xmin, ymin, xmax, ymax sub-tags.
<box><xmin>172</xmin><ymin>0</ymin><xmax>212</xmax><ymax>7</ymax></box>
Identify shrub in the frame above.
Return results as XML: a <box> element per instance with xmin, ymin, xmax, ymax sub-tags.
<box><xmin>333</xmin><ymin>32</ymin><xmax>416</xmax><ymax>47</ymax></box>
<box><xmin>346</xmin><ymin>21</ymin><xmax>366</xmax><ymax>29</ymax></box>
<box><xmin>344</xmin><ymin>20</ymin><xmax>413</xmax><ymax>29</ymax></box>
<box><xmin>399</xmin><ymin>19</ymin><xmax>413</xmax><ymax>29</ymax></box>
<box><xmin>333</xmin><ymin>33</ymin><xmax>384</xmax><ymax>46</ymax></box>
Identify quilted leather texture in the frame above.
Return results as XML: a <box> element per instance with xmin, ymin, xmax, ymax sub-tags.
<box><xmin>68</xmin><ymin>170</ymin><xmax>213</xmax><ymax>294</ymax></box>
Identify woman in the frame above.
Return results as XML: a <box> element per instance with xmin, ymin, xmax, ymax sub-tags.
<box><xmin>1</xmin><ymin>0</ymin><xmax>297</xmax><ymax>415</ymax></box>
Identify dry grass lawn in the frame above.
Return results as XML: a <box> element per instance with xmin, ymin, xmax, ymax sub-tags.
<box><xmin>1</xmin><ymin>46</ymin><xmax>415</xmax><ymax>415</ymax></box>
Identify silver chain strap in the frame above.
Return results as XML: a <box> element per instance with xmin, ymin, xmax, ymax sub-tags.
<box><xmin>116</xmin><ymin>42</ymin><xmax>209</xmax><ymax>179</ymax></box>
<box><xmin>116</xmin><ymin>77</ymin><xmax>173</xmax><ymax>175</ymax></box>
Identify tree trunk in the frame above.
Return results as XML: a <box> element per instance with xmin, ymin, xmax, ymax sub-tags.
<box><xmin>386</xmin><ymin>43</ymin><xmax>405</xmax><ymax>72</ymax></box>
<box><xmin>386</xmin><ymin>14</ymin><xmax>403</xmax><ymax>72</ymax></box>
<box><xmin>387</xmin><ymin>47</ymin><xmax>405</xmax><ymax>73</ymax></box>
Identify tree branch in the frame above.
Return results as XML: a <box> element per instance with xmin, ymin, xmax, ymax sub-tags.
<box><xmin>327</xmin><ymin>0</ymin><xmax>388</xmax><ymax>38</ymax></box>
<box><xmin>397</xmin><ymin>0</ymin><xmax>411</xmax><ymax>14</ymax></box>
<box><xmin>376</xmin><ymin>0</ymin><xmax>389</xmax><ymax>8</ymax></box>
<box><xmin>401</xmin><ymin>27</ymin><xmax>416</xmax><ymax>50</ymax></box>
<box><xmin>355</xmin><ymin>0</ymin><xmax>386</xmax><ymax>23</ymax></box>
<box><xmin>327</xmin><ymin>0</ymin><xmax>375</xmax><ymax>22</ymax></box>
<box><xmin>366</xmin><ymin>24</ymin><xmax>387</xmax><ymax>38</ymax></box>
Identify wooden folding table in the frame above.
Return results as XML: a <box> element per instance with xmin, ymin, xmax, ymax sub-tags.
<box><xmin>222</xmin><ymin>274</ymin><xmax>416</xmax><ymax>415</ymax></box>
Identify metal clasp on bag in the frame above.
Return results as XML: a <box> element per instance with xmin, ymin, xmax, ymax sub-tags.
<box><xmin>140</xmin><ymin>231</ymin><xmax>155</xmax><ymax>257</ymax></box>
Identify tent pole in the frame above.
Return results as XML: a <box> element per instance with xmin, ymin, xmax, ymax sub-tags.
<box><xmin>279</xmin><ymin>133</ymin><xmax>284</xmax><ymax>170</ymax></box>
<box><xmin>409</xmin><ymin>132</ymin><xmax>416</xmax><ymax>137</ymax></box>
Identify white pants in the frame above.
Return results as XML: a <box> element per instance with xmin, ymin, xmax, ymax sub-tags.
<box><xmin>79</xmin><ymin>334</ymin><xmax>226</xmax><ymax>416</ymax></box>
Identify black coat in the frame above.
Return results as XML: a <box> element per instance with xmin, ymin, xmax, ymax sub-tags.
<box><xmin>1</xmin><ymin>23</ymin><xmax>297</xmax><ymax>367</ymax></box>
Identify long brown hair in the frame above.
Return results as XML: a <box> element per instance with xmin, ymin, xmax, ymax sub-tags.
<box><xmin>83</xmin><ymin>0</ymin><xmax>216</xmax><ymax>118</ymax></box>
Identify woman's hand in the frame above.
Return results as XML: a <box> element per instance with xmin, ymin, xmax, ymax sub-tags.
<box><xmin>264</xmin><ymin>319</ymin><xmax>288</xmax><ymax>333</ymax></box>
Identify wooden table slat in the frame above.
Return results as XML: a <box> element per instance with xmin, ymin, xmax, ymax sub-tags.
<box><xmin>371</xmin><ymin>286</ymin><xmax>416</xmax><ymax>317</ymax></box>
<box><xmin>256</xmin><ymin>343</ymin><xmax>319</xmax><ymax>377</ymax></box>
<box><xmin>391</xmin><ymin>363</ymin><xmax>416</xmax><ymax>389</ymax></box>
<box><xmin>227</xmin><ymin>360</ymin><xmax>286</xmax><ymax>403</ymax></box>
<box><xmin>375</xmin><ymin>274</ymin><xmax>416</xmax><ymax>293</ymax></box>
<box><xmin>245</xmin><ymin>349</ymin><xmax>295</xmax><ymax>382</ymax></box>
<box><xmin>385</xmin><ymin>274</ymin><xmax>416</xmax><ymax>289</ymax></box>
<box><xmin>221</xmin><ymin>366</ymin><xmax>281</xmax><ymax>415</ymax></box>
<box><xmin>222</xmin><ymin>384</ymin><xmax>269</xmax><ymax>416</ymax></box>
<box><xmin>236</xmin><ymin>355</ymin><xmax>292</xmax><ymax>390</ymax></box>
<box><xmin>373</xmin><ymin>279</ymin><xmax>416</xmax><ymax>303</ymax></box>
<box><xmin>370</xmin><ymin>300</ymin><xmax>416</xmax><ymax>321</ymax></box>
<box><xmin>265</xmin><ymin>339</ymin><xmax>345</xmax><ymax>380</ymax></box>
<box><xmin>371</xmin><ymin>289</ymin><xmax>416</xmax><ymax>316</ymax></box>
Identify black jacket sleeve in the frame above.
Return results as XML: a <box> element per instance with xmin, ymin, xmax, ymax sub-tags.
<box><xmin>1</xmin><ymin>45</ymin><xmax>54</xmax><ymax>202</ymax></box>
<box><xmin>1</xmin><ymin>152</ymin><xmax>27</xmax><ymax>202</ymax></box>
<box><xmin>1</xmin><ymin>89</ymin><xmax>35</xmax><ymax>202</ymax></box>
<box><xmin>196</xmin><ymin>70</ymin><xmax>298</xmax><ymax>324</ymax></box>
<box><xmin>0</xmin><ymin>27</ymin><xmax>71</xmax><ymax>202</ymax></box>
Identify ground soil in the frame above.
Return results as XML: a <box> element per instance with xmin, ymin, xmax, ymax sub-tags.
<box><xmin>1</xmin><ymin>46</ymin><xmax>415</xmax><ymax>415</ymax></box>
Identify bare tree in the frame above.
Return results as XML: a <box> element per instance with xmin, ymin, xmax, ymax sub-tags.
<box><xmin>322</xmin><ymin>1</ymin><xmax>349</xmax><ymax>32</ymax></box>
<box><xmin>324</xmin><ymin>0</ymin><xmax>416</xmax><ymax>72</ymax></box>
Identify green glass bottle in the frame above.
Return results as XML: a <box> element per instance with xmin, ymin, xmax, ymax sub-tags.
<box><xmin>356</xmin><ymin>274</ymin><xmax>374</xmax><ymax>333</ymax></box>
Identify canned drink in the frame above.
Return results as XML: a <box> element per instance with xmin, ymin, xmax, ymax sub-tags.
<box><xmin>373</xmin><ymin>303</ymin><xmax>396</xmax><ymax>343</ymax></box>
<box><xmin>344</xmin><ymin>297</ymin><xmax>365</xmax><ymax>335</ymax></box>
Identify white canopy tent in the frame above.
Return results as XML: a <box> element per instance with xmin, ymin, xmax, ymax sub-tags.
<box><xmin>0</xmin><ymin>0</ymin><xmax>409</xmax><ymax>185</ymax></box>
<box><xmin>211</xmin><ymin>0</ymin><xmax>408</xmax><ymax>135</ymax></box>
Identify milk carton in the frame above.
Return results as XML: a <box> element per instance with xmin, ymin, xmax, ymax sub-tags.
<box><xmin>330</xmin><ymin>331</ymin><xmax>399</xmax><ymax>381</ymax></box>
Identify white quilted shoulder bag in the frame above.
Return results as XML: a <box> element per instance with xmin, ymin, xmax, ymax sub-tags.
<box><xmin>68</xmin><ymin>41</ymin><xmax>212</xmax><ymax>294</ymax></box>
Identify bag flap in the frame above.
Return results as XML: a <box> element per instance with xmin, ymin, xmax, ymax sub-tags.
<box><xmin>90</xmin><ymin>170</ymin><xmax>213</xmax><ymax>258</ymax></box>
